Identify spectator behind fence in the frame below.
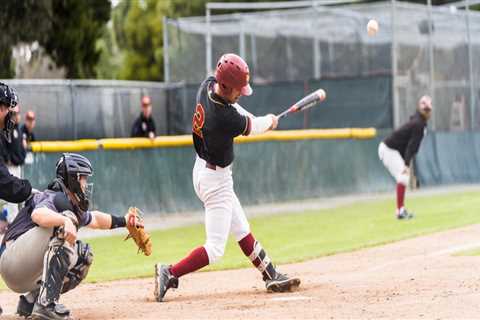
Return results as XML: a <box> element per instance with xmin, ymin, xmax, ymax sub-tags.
<box><xmin>131</xmin><ymin>95</ymin><xmax>156</xmax><ymax>139</ymax></box>
<box><xmin>450</xmin><ymin>94</ymin><xmax>466</xmax><ymax>131</ymax></box>
<box><xmin>20</xmin><ymin>110</ymin><xmax>36</xmax><ymax>149</ymax></box>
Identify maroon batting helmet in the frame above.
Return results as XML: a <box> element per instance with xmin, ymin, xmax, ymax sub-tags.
<box><xmin>215</xmin><ymin>53</ymin><xmax>252</xmax><ymax>96</ymax></box>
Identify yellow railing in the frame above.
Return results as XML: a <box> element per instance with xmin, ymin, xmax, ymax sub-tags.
<box><xmin>29</xmin><ymin>128</ymin><xmax>377</xmax><ymax>153</ymax></box>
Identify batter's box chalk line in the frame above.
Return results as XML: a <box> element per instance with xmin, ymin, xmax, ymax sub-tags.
<box><xmin>270</xmin><ymin>295</ymin><xmax>311</xmax><ymax>302</ymax></box>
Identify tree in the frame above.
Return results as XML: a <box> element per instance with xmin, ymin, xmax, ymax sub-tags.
<box><xmin>116</xmin><ymin>0</ymin><xmax>168</xmax><ymax>81</ymax></box>
<box><xmin>0</xmin><ymin>1</ymin><xmax>52</xmax><ymax>77</ymax></box>
<box><xmin>43</xmin><ymin>0</ymin><xmax>111</xmax><ymax>78</ymax></box>
<box><xmin>0</xmin><ymin>0</ymin><xmax>110</xmax><ymax>79</ymax></box>
<box><xmin>114</xmin><ymin>0</ymin><xmax>297</xmax><ymax>81</ymax></box>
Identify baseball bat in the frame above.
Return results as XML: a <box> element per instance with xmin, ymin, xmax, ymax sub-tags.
<box><xmin>277</xmin><ymin>89</ymin><xmax>327</xmax><ymax>119</ymax></box>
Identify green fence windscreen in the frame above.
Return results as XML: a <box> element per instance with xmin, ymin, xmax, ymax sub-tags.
<box><xmin>416</xmin><ymin>132</ymin><xmax>480</xmax><ymax>186</ymax></box>
<box><xmin>24</xmin><ymin>137</ymin><xmax>392</xmax><ymax>215</ymax></box>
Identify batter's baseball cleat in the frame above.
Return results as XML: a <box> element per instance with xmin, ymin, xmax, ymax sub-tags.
<box><xmin>154</xmin><ymin>264</ymin><xmax>179</xmax><ymax>302</ymax></box>
<box><xmin>397</xmin><ymin>208</ymin><xmax>414</xmax><ymax>220</ymax></box>
<box><xmin>265</xmin><ymin>272</ymin><xmax>301</xmax><ymax>293</ymax></box>
<box><xmin>30</xmin><ymin>302</ymin><xmax>71</xmax><ymax>320</ymax></box>
<box><xmin>17</xmin><ymin>295</ymin><xmax>35</xmax><ymax>317</ymax></box>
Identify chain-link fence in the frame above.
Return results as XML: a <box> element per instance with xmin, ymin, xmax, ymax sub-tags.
<box><xmin>164</xmin><ymin>1</ymin><xmax>480</xmax><ymax>132</ymax></box>
<box><xmin>1</xmin><ymin>79</ymin><xmax>185</xmax><ymax>140</ymax></box>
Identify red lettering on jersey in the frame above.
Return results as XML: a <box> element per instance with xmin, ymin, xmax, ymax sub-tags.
<box><xmin>192</xmin><ymin>103</ymin><xmax>205</xmax><ymax>138</ymax></box>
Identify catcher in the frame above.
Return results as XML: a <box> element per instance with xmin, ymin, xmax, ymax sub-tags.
<box><xmin>0</xmin><ymin>153</ymin><xmax>149</xmax><ymax>320</ymax></box>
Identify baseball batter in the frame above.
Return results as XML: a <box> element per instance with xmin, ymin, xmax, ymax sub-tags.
<box><xmin>0</xmin><ymin>153</ymin><xmax>142</xmax><ymax>320</ymax></box>
<box><xmin>378</xmin><ymin>95</ymin><xmax>432</xmax><ymax>219</ymax></box>
<box><xmin>154</xmin><ymin>53</ymin><xmax>301</xmax><ymax>302</ymax></box>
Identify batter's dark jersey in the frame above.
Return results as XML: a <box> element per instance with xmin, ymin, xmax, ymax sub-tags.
<box><xmin>192</xmin><ymin>77</ymin><xmax>251</xmax><ymax>168</ymax></box>
<box><xmin>384</xmin><ymin>111</ymin><xmax>427</xmax><ymax>166</ymax></box>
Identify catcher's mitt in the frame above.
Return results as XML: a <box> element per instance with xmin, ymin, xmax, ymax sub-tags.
<box><xmin>124</xmin><ymin>207</ymin><xmax>152</xmax><ymax>256</ymax></box>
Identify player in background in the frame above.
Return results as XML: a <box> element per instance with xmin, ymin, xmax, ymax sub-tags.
<box><xmin>21</xmin><ymin>110</ymin><xmax>37</xmax><ymax>148</ymax></box>
<box><xmin>378</xmin><ymin>95</ymin><xmax>432</xmax><ymax>219</ymax></box>
<box><xmin>0</xmin><ymin>153</ymin><xmax>142</xmax><ymax>320</ymax></box>
<box><xmin>0</xmin><ymin>82</ymin><xmax>33</xmax><ymax>316</ymax></box>
<box><xmin>131</xmin><ymin>95</ymin><xmax>156</xmax><ymax>139</ymax></box>
<box><xmin>154</xmin><ymin>53</ymin><xmax>300</xmax><ymax>303</ymax></box>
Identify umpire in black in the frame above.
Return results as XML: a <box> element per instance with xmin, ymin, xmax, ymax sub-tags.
<box><xmin>0</xmin><ymin>82</ymin><xmax>33</xmax><ymax>316</ymax></box>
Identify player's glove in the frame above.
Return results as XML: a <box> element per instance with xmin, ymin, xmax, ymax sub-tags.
<box><xmin>124</xmin><ymin>207</ymin><xmax>152</xmax><ymax>256</ymax></box>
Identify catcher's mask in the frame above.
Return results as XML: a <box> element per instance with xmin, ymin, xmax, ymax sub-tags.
<box><xmin>0</xmin><ymin>82</ymin><xmax>18</xmax><ymax>141</ymax></box>
<box><xmin>55</xmin><ymin>153</ymin><xmax>94</xmax><ymax>212</ymax></box>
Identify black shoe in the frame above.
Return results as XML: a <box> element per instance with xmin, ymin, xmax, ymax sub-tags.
<box><xmin>17</xmin><ymin>295</ymin><xmax>35</xmax><ymax>317</ymax></box>
<box><xmin>154</xmin><ymin>264</ymin><xmax>179</xmax><ymax>302</ymax></box>
<box><xmin>31</xmin><ymin>302</ymin><xmax>70</xmax><ymax>320</ymax></box>
<box><xmin>265</xmin><ymin>272</ymin><xmax>301</xmax><ymax>293</ymax></box>
<box><xmin>0</xmin><ymin>304</ymin><xmax>2</xmax><ymax>316</ymax></box>
<box><xmin>397</xmin><ymin>208</ymin><xmax>414</xmax><ymax>220</ymax></box>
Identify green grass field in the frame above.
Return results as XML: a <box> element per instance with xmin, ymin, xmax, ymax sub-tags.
<box><xmin>1</xmin><ymin>190</ymin><xmax>480</xmax><ymax>290</ymax></box>
<box><xmin>456</xmin><ymin>248</ymin><xmax>480</xmax><ymax>256</ymax></box>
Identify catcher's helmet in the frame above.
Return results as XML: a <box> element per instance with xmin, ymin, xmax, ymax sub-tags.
<box><xmin>215</xmin><ymin>53</ymin><xmax>252</xmax><ymax>96</ymax></box>
<box><xmin>56</xmin><ymin>153</ymin><xmax>93</xmax><ymax>212</ymax></box>
<box><xmin>0</xmin><ymin>82</ymin><xmax>18</xmax><ymax>139</ymax></box>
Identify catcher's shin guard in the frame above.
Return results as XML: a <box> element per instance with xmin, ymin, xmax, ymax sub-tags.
<box><xmin>37</xmin><ymin>244</ymin><xmax>70</xmax><ymax>307</ymax></box>
<box><xmin>34</xmin><ymin>237</ymin><xmax>74</xmax><ymax>320</ymax></box>
<box><xmin>154</xmin><ymin>264</ymin><xmax>178</xmax><ymax>302</ymax></box>
<box><xmin>248</xmin><ymin>241</ymin><xmax>301</xmax><ymax>293</ymax></box>
<box><xmin>62</xmin><ymin>240</ymin><xmax>93</xmax><ymax>293</ymax></box>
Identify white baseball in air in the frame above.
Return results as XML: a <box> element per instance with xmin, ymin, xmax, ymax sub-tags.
<box><xmin>367</xmin><ymin>19</ymin><xmax>379</xmax><ymax>36</ymax></box>
<box><xmin>317</xmin><ymin>89</ymin><xmax>326</xmax><ymax>101</ymax></box>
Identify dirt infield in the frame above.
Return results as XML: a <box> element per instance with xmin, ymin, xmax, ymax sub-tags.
<box><xmin>2</xmin><ymin>223</ymin><xmax>480</xmax><ymax>319</ymax></box>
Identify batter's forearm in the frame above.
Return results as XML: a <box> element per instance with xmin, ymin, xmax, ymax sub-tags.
<box><xmin>249</xmin><ymin>115</ymin><xmax>274</xmax><ymax>135</ymax></box>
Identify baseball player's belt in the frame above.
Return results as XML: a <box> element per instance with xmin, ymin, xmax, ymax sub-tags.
<box><xmin>206</xmin><ymin>162</ymin><xmax>217</xmax><ymax>170</ymax></box>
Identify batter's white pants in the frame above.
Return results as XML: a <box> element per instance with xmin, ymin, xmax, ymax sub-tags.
<box><xmin>378</xmin><ymin>142</ymin><xmax>410</xmax><ymax>186</ymax></box>
<box><xmin>3</xmin><ymin>165</ymin><xmax>22</xmax><ymax>222</ymax></box>
<box><xmin>193</xmin><ymin>156</ymin><xmax>251</xmax><ymax>264</ymax></box>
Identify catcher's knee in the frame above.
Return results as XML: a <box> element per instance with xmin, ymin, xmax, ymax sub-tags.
<box><xmin>61</xmin><ymin>240</ymin><xmax>93</xmax><ymax>294</ymax></box>
<box><xmin>204</xmin><ymin>242</ymin><xmax>226</xmax><ymax>264</ymax></box>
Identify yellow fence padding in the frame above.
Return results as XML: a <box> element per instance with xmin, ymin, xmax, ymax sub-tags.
<box><xmin>30</xmin><ymin>139</ymin><xmax>99</xmax><ymax>153</ymax></box>
<box><xmin>29</xmin><ymin>128</ymin><xmax>376</xmax><ymax>152</ymax></box>
<box><xmin>99</xmin><ymin>136</ymin><xmax>193</xmax><ymax>150</ymax></box>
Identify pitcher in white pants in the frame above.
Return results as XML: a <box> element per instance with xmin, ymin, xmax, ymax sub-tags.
<box><xmin>378</xmin><ymin>95</ymin><xmax>432</xmax><ymax>219</ymax></box>
<box><xmin>154</xmin><ymin>53</ymin><xmax>300</xmax><ymax>303</ymax></box>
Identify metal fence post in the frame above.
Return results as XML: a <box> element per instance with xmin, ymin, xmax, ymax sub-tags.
<box><xmin>69</xmin><ymin>80</ymin><xmax>77</xmax><ymax>140</ymax></box>
<box><xmin>391</xmin><ymin>0</ymin><xmax>399</xmax><ymax>128</ymax></box>
<box><xmin>239</xmin><ymin>15</ymin><xmax>246</xmax><ymax>59</ymax></box>
<box><xmin>427</xmin><ymin>0</ymin><xmax>436</xmax><ymax>130</ymax></box>
<box><xmin>466</xmin><ymin>0</ymin><xmax>475</xmax><ymax>130</ymax></box>
<box><xmin>250</xmin><ymin>34</ymin><xmax>258</xmax><ymax>75</ymax></box>
<box><xmin>163</xmin><ymin>16</ymin><xmax>170</xmax><ymax>83</ymax></box>
<box><xmin>206</xmin><ymin>6</ymin><xmax>212</xmax><ymax>77</ymax></box>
